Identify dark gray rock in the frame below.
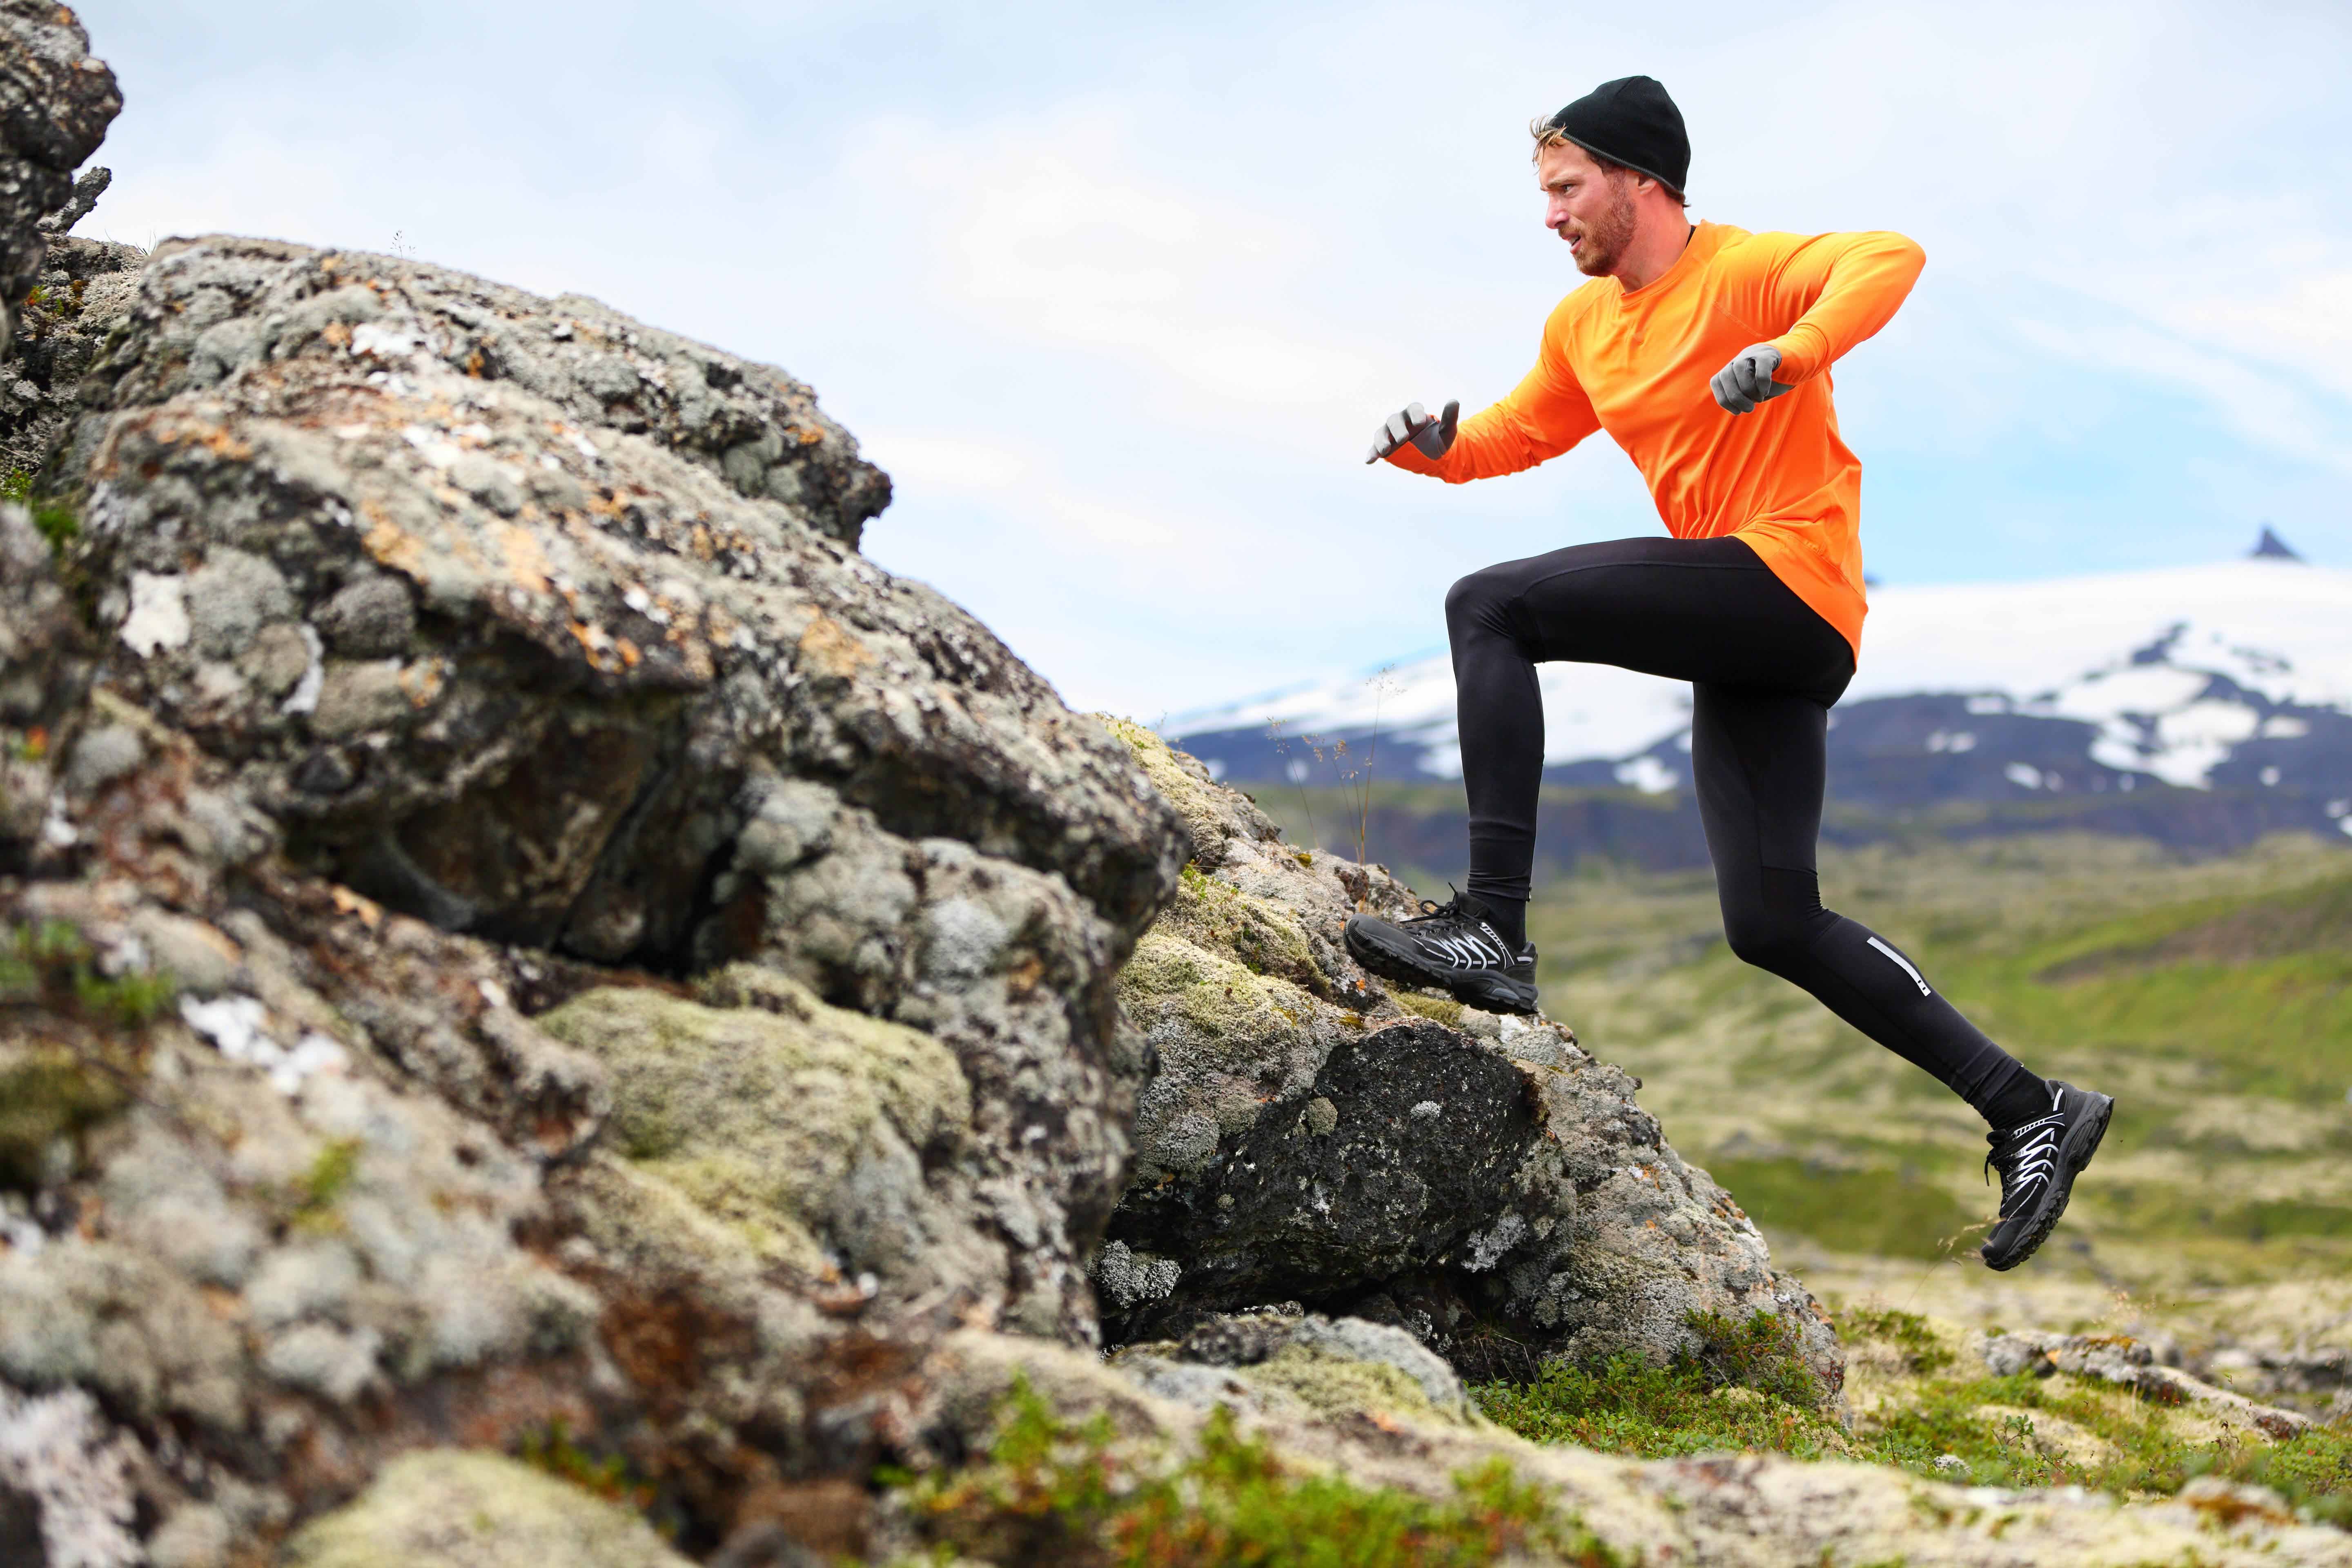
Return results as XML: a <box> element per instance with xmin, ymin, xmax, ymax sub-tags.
<box><xmin>0</xmin><ymin>3</ymin><xmax>118</xmax><ymax>350</ymax></box>
<box><xmin>1103</xmin><ymin>1020</ymin><xmax>1547</xmax><ymax>1340</ymax></box>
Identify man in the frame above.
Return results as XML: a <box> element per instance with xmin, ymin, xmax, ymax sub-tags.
<box><xmin>1343</xmin><ymin>76</ymin><xmax>2109</xmax><ymax>1272</ymax></box>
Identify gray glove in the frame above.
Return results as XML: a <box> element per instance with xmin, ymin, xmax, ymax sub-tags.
<box><xmin>1710</xmin><ymin>343</ymin><xmax>1797</xmax><ymax>414</ymax></box>
<box><xmin>1365</xmin><ymin>399</ymin><xmax>1459</xmax><ymax>464</ymax></box>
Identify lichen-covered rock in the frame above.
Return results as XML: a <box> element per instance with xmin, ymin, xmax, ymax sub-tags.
<box><xmin>0</xmin><ymin>500</ymin><xmax>93</xmax><ymax>863</ymax></box>
<box><xmin>535</xmin><ymin>977</ymin><xmax>997</xmax><ymax>1316</ymax></box>
<box><xmin>1114</xmin><ymin>1310</ymin><xmax>1472</xmax><ymax>1425</ymax></box>
<box><xmin>0</xmin><ymin>1383</ymin><xmax>141</xmax><ymax>1568</ymax></box>
<box><xmin>44</xmin><ymin>232</ymin><xmax>1187</xmax><ymax>1343</ymax></box>
<box><xmin>281</xmin><ymin>1450</ymin><xmax>693</xmax><ymax>1568</ymax></box>
<box><xmin>893</xmin><ymin>1327</ymin><xmax>2352</xmax><ymax>1568</ymax></box>
<box><xmin>1097</xmin><ymin>723</ymin><xmax>1841</xmax><ymax>1393</ymax></box>
<box><xmin>0</xmin><ymin>3</ymin><xmax>119</xmax><ymax>348</ymax></box>
<box><xmin>4</xmin><ymin>226</ymin><xmax>146</xmax><ymax>477</ymax></box>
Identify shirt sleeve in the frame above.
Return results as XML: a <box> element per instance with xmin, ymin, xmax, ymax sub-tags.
<box><xmin>1729</xmin><ymin>230</ymin><xmax>1926</xmax><ymax>385</ymax></box>
<box><xmin>1383</xmin><ymin>303</ymin><xmax>1601</xmax><ymax>482</ymax></box>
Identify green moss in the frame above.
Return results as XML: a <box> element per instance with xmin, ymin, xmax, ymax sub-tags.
<box><xmin>0</xmin><ymin>1055</ymin><xmax>127</xmax><ymax>1191</ymax></box>
<box><xmin>291</xmin><ymin>1137</ymin><xmax>363</xmax><ymax>1230</ymax></box>
<box><xmin>0</xmin><ymin>467</ymin><xmax>29</xmax><ymax>504</ymax></box>
<box><xmin>1838</xmin><ymin>1306</ymin><xmax>1956</xmax><ymax>1374</ymax></box>
<box><xmin>1476</xmin><ymin>1311</ymin><xmax>1836</xmax><ymax>1461</ymax></box>
<box><xmin>282</xmin><ymin>1450</ymin><xmax>690</xmax><ymax>1568</ymax></box>
<box><xmin>898</xmin><ymin>1379</ymin><xmax>1619</xmax><ymax>1567</ymax></box>
<box><xmin>3</xmin><ymin>920</ymin><xmax>177</xmax><ymax>1029</ymax></box>
<box><xmin>536</xmin><ymin>978</ymin><xmax>970</xmax><ymax>1273</ymax></box>
<box><xmin>1392</xmin><ymin>992</ymin><xmax>1464</xmax><ymax>1029</ymax></box>
<box><xmin>518</xmin><ymin>1417</ymin><xmax>657</xmax><ymax>1516</ymax></box>
<box><xmin>1118</xmin><ymin>932</ymin><xmax>1314</xmax><ymax>1068</ymax></box>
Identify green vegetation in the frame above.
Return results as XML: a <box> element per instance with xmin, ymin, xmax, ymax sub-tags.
<box><xmin>1703</xmin><ymin>1155</ymin><xmax>1980</xmax><ymax>1261</ymax></box>
<box><xmin>1839</xmin><ymin>1307</ymin><xmax>1954</xmax><ymax>1374</ymax></box>
<box><xmin>2</xmin><ymin>920</ymin><xmax>177</xmax><ymax>1028</ymax></box>
<box><xmin>894</xmin><ymin>1379</ymin><xmax>1617</xmax><ymax>1567</ymax></box>
<box><xmin>1479</xmin><ymin>1306</ymin><xmax>2352</xmax><ymax>1523</ymax></box>
<box><xmin>1474</xmin><ymin>1312</ymin><xmax>1837</xmax><ymax>1462</ymax></box>
<box><xmin>1508</xmin><ymin>834</ymin><xmax>2352</xmax><ymax>1287</ymax></box>
<box><xmin>517</xmin><ymin>1417</ymin><xmax>657</xmax><ymax>1516</ymax></box>
<box><xmin>0</xmin><ymin>466</ymin><xmax>82</xmax><ymax>552</ymax></box>
<box><xmin>291</xmin><ymin>1136</ymin><xmax>363</xmax><ymax>1231</ymax></box>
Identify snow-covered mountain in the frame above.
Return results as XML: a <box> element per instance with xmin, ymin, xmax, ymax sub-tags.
<box><xmin>1166</xmin><ymin>551</ymin><xmax>2352</xmax><ymax>847</ymax></box>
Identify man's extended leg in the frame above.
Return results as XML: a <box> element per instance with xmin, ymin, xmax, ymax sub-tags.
<box><xmin>1688</xmin><ymin>680</ymin><xmax>2112</xmax><ymax>1270</ymax></box>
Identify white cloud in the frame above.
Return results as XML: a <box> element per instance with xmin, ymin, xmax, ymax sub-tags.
<box><xmin>72</xmin><ymin>0</ymin><xmax>2352</xmax><ymax>716</ymax></box>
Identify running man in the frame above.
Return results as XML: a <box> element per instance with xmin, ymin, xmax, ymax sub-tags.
<box><xmin>1343</xmin><ymin>76</ymin><xmax>2110</xmax><ymax>1271</ymax></box>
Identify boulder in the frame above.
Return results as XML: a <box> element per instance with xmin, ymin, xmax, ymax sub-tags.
<box><xmin>0</xmin><ymin>2</ymin><xmax>119</xmax><ymax>348</ymax></box>
<box><xmin>46</xmin><ymin>231</ymin><xmax>1187</xmax><ymax>1342</ymax></box>
<box><xmin>0</xmin><ymin>219</ymin><xmax>1184</xmax><ymax>1557</ymax></box>
<box><xmin>1096</xmin><ymin>722</ymin><xmax>1842</xmax><ymax>1394</ymax></box>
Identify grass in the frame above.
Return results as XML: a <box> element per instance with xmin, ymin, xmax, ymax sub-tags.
<box><xmin>1477</xmin><ymin>1306</ymin><xmax>2352</xmax><ymax>1525</ymax></box>
<box><xmin>1472</xmin><ymin>1311</ymin><xmax>1840</xmax><ymax>1462</ymax></box>
<box><xmin>894</xmin><ymin>1380</ymin><xmax>1618</xmax><ymax>1567</ymax></box>
<box><xmin>1500</xmin><ymin>833</ymin><xmax>2352</xmax><ymax>1288</ymax></box>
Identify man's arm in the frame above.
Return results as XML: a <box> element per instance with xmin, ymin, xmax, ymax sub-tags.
<box><xmin>1736</xmin><ymin>230</ymin><xmax>1927</xmax><ymax>386</ymax></box>
<box><xmin>1380</xmin><ymin>312</ymin><xmax>1601</xmax><ymax>482</ymax></box>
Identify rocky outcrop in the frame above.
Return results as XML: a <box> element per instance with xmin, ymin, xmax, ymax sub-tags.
<box><xmin>2</xmin><ymin>219</ymin><xmax>145</xmax><ymax>478</ymax></box>
<box><xmin>1096</xmin><ymin>722</ymin><xmax>1843</xmax><ymax>1393</ymax></box>
<box><xmin>0</xmin><ymin>2</ymin><xmax>118</xmax><ymax>347</ymax></box>
<box><xmin>0</xmin><ymin>218</ymin><xmax>1187</xmax><ymax>1557</ymax></box>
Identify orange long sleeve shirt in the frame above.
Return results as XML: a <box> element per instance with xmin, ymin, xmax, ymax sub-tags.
<box><xmin>1384</xmin><ymin>220</ymin><xmax>1926</xmax><ymax>660</ymax></box>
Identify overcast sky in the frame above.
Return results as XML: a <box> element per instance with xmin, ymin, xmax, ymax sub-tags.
<box><xmin>80</xmin><ymin>1</ymin><xmax>2352</xmax><ymax>719</ymax></box>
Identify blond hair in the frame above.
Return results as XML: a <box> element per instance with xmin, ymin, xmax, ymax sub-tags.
<box><xmin>1529</xmin><ymin>118</ymin><xmax>1688</xmax><ymax>207</ymax></box>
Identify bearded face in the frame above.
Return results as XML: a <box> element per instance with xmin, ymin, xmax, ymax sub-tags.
<box><xmin>1566</xmin><ymin>172</ymin><xmax>1637</xmax><ymax>277</ymax></box>
<box><xmin>1537</xmin><ymin>140</ymin><xmax>1642</xmax><ymax>278</ymax></box>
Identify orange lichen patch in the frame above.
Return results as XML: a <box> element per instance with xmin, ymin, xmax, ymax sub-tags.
<box><xmin>795</xmin><ymin>615</ymin><xmax>872</xmax><ymax>680</ymax></box>
<box><xmin>321</xmin><ymin>320</ymin><xmax>352</xmax><ymax>349</ymax></box>
<box><xmin>362</xmin><ymin>513</ymin><xmax>427</xmax><ymax>579</ymax></box>
<box><xmin>615</xmin><ymin>639</ymin><xmax>641</xmax><ymax>669</ymax></box>
<box><xmin>496</xmin><ymin>522</ymin><xmax>552</xmax><ymax>596</ymax></box>
<box><xmin>329</xmin><ymin>885</ymin><xmax>385</xmax><ymax>929</ymax></box>
<box><xmin>154</xmin><ymin>420</ymin><xmax>256</xmax><ymax>462</ymax></box>
<box><xmin>397</xmin><ymin>661</ymin><xmax>445</xmax><ymax>710</ymax></box>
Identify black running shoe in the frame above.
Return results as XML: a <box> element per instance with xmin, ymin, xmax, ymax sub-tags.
<box><xmin>1344</xmin><ymin>888</ymin><xmax>1538</xmax><ymax>1016</ymax></box>
<box><xmin>1980</xmin><ymin>1080</ymin><xmax>2113</xmax><ymax>1272</ymax></box>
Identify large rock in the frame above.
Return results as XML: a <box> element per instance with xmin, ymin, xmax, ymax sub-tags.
<box><xmin>0</xmin><ymin>2</ymin><xmax>118</xmax><ymax>347</ymax></box>
<box><xmin>0</xmin><ymin>222</ymin><xmax>1184</xmax><ymax>1560</ymax></box>
<box><xmin>47</xmin><ymin>232</ymin><xmax>1187</xmax><ymax>1341</ymax></box>
<box><xmin>1096</xmin><ymin>722</ymin><xmax>1842</xmax><ymax>1392</ymax></box>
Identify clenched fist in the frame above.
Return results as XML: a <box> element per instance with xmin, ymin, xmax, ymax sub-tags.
<box><xmin>1710</xmin><ymin>343</ymin><xmax>1797</xmax><ymax>415</ymax></box>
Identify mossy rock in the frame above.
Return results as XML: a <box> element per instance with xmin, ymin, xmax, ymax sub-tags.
<box><xmin>0</xmin><ymin>1050</ymin><xmax>127</xmax><ymax>1191</ymax></box>
<box><xmin>280</xmin><ymin>1449</ymin><xmax>690</xmax><ymax>1568</ymax></box>
<box><xmin>1099</xmin><ymin>716</ymin><xmax>1245</xmax><ymax>868</ymax></box>
<box><xmin>1157</xmin><ymin>864</ymin><xmax>1326</xmax><ymax>994</ymax></box>
<box><xmin>1117</xmin><ymin>932</ymin><xmax>1313</xmax><ymax>1070</ymax></box>
<box><xmin>535</xmin><ymin>970</ymin><xmax>970</xmax><ymax>1275</ymax></box>
<box><xmin>1390</xmin><ymin>991</ymin><xmax>1463</xmax><ymax>1029</ymax></box>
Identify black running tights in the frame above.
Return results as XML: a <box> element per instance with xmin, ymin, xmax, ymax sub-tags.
<box><xmin>1445</xmin><ymin>534</ymin><xmax>2031</xmax><ymax>1116</ymax></box>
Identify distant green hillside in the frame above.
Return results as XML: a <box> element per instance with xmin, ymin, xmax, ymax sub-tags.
<box><xmin>1529</xmin><ymin>833</ymin><xmax>2352</xmax><ymax>1287</ymax></box>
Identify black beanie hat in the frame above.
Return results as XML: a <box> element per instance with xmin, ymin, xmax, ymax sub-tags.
<box><xmin>1544</xmin><ymin>76</ymin><xmax>1689</xmax><ymax>194</ymax></box>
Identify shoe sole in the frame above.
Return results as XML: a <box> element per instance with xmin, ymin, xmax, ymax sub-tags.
<box><xmin>1982</xmin><ymin>1089</ymin><xmax>2113</xmax><ymax>1272</ymax></box>
<box><xmin>1345</xmin><ymin>921</ymin><xmax>1540</xmax><ymax>1017</ymax></box>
